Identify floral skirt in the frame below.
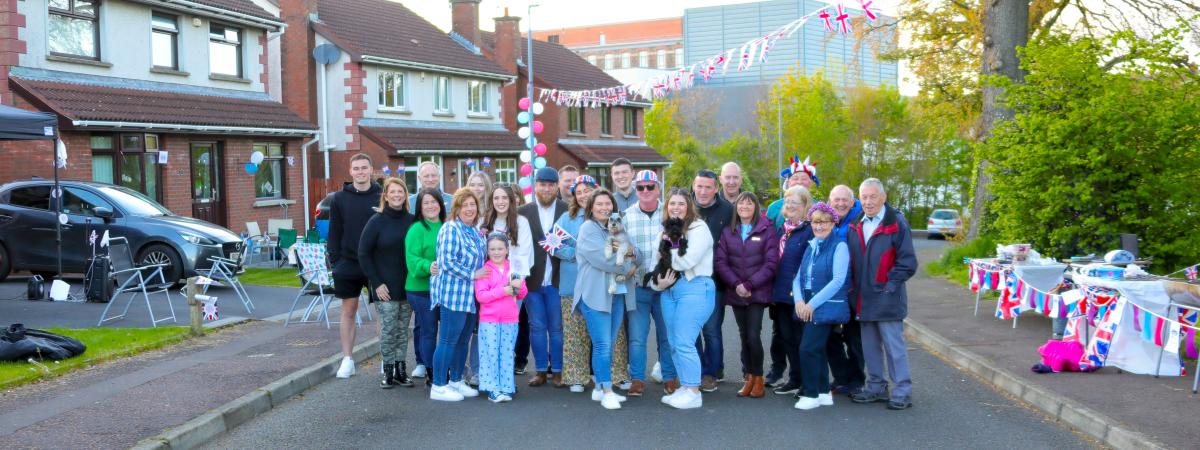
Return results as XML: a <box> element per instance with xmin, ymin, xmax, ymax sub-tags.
<box><xmin>561</xmin><ymin>296</ymin><xmax>629</xmax><ymax>386</ymax></box>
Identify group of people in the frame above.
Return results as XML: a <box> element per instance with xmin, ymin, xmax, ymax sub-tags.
<box><xmin>323</xmin><ymin>153</ymin><xmax>918</xmax><ymax>411</ymax></box>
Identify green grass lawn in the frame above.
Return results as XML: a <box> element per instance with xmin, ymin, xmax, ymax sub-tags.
<box><xmin>0</xmin><ymin>327</ymin><xmax>193</xmax><ymax>389</ymax></box>
<box><xmin>237</xmin><ymin>267</ymin><xmax>302</xmax><ymax>288</ymax></box>
<box><xmin>925</xmin><ymin>234</ymin><xmax>999</xmax><ymax>287</ymax></box>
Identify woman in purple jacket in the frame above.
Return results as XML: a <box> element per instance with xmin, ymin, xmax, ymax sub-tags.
<box><xmin>714</xmin><ymin>192</ymin><xmax>780</xmax><ymax>398</ymax></box>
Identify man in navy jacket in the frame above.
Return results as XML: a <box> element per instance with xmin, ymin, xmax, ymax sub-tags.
<box><xmin>846</xmin><ymin>178</ymin><xmax>917</xmax><ymax>410</ymax></box>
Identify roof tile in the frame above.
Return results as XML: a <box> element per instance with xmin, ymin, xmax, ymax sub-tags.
<box><xmin>480</xmin><ymin>31</ymin><xmax>621</xmax><ymax>91</ymax></box>
<box><xmin>361</xmin><ymin>126</ymin><xmax>526</xmax><ymax>152</ymax></box>
<box><xmin>559</xmin><ymin>142</ymin><xmax>668</xmax><ymax>165</ymax></box>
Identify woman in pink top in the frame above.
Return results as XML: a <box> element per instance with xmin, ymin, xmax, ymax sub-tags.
<box><xmin>475</xmin><ymin>232</ymin><xmax>529</xmax><ymax>402</ymax></box>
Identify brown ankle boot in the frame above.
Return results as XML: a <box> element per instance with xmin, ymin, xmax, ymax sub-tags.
<box><xmin>737</xmin><ymin>373</ymin><xmax>753</xmax><ymax>397</ymax></box>
<box><xmin>529</xmin><ymin>371</ymin><xmax>548</xmax><ymax>386</ymax></box>
<box><xmin>750</xmin><ymin>375</ymin><xmax>766</xmax><ymax>398</ymax></box>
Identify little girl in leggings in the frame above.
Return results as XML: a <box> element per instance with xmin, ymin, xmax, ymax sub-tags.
<box><xmin>474</xmin><ymin>233</ymin><xmax>529</xmax><ymax>402</ymax></box>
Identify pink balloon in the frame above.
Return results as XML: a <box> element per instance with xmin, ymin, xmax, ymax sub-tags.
<box><xmin>531</xmin><ymin>120</ymin><xmax>544</xmax><ymax>134</ymax></box>
<box><xmin>520</xmin><ymin>163</ymin><xmax>533</xmax><ymax>176</ymax></box>
<box><xmin>519</xmin><ymin>97</ymin><xmax>531</xmax><ymax>111</ymax></box>
<box><xmin>534</xmin><ymin>143</ymin><xmax>547</xmax><ymax>156</ymax></box>
<box><xmin>523</xmin><ymin>185</ymin><xmax>534</xmax><ymax>195</ymax></box>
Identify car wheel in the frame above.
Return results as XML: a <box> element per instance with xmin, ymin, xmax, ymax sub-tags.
<box><xmin>0</xmin><ymin>242</ymin><xmax>10</xmax><ymax>282</ymax></box>
<box><xmin>139</xmin><ymin>244</ymin><xmax>182</xmax><ymax>284</ymax></box>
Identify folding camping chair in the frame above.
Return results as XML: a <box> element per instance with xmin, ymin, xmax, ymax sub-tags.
<box><xmin>97</xmin><ymin>237</ymin><xmax>177</xmax><ymax>327</ymax></box>
<box><xmin>197</xmin><ymin>238</ymin><xmax>254</xmax><ymax>314</ymax></box>
<box><xmin>245</xmin><ymin>221</ymin><xmax>274</xmax><ymax>265</ymax></box>
<box><xmin>285</xmin><ymin>243</ymin><xmax>369</xmax><ymax>328</ymax></box>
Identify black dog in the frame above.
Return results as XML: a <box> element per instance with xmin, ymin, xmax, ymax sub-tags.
<box><xmin>643</xmin><ymin>218</ymin><xmax>688</xmax><ymax>289</ymax></box>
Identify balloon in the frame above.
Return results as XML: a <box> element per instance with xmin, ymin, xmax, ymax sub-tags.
<box><xmin>519</xmin><ymin>152</ymin><xmax>532</xmax><ymax>163</ymax></box>
<box><xmin>517</xmin><ymin>111</ymin><xmax>530</xmax><ymax>124</ymax></box>
<box><xmin>534</xmin><ymin>157</ymin><xmax>547</xmax><ymax>169</ymax></box>
<box><xmin>532</xmin><ymin>102</ymin><xmax>544</xmax><ymax>115</ymax></box>
<box><xmin>520</xmin><ymin>163</ymin><xmax>533</xmax><ymax>176</ymax></box>
<box><xmin>531</xmin><ymin>120</ymin><xmax>544</xmax><ymax>134</ymax></box>
<box><xmin>534</xmin><ymin>143</ymin><xmax>547</xmax><ymax>156</ymax></box>
<box><xmin>523</xmin><ymin>186</ymin><xmax>533</xmax><ymax>196</ymax></box>
<box><xmin>518</xmin><ymin>127</ymin><xmax>530</xmax><ymax>139</ymax></box>
<box><xmin>519</xmin><ymin>97</ymin><xmax>531</xmax><ymax>110</ymax></box>
<box><xmin>250</xmin><ymin>151</ymin><xmax>265</xmax><ymax>164</ymax></box>
<box><xmin>245</xmin><ymin>163</ymin><xmax>258</xmax><ymax>174</ymax></box>
<box><xmin>518</xmin><ymin>177</ymin><xmax>532</xmax><ymax>189</ymax></box>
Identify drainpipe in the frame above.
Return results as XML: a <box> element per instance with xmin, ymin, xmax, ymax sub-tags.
<box><xmin>317</xmin><ymin>59</ymin><xmax>331</xmax><ymax>179</ymax></box>
<box><xmin>301</xmin><ymin>136</ymin><xmax>319</xmax><ymax>232</ymax></box>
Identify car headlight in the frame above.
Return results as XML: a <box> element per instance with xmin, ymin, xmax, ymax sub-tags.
<box><xmin>179</xmin><ymin>232</ymin><xmax>215</xmax><ymax>246</ymax></box>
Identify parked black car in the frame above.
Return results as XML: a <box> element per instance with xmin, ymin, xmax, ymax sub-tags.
<box><xmin>0</xmin><ymin>179</ymin><xmax>243</xmax><ymax>283</ymax></box>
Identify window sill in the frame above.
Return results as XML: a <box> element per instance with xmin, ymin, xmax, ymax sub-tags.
<box><xmin>600</xmin><ymin>133</ymin><xmax>613</xmax><ymax>138</ymax></box>
<box><xmin>566</xmin><ymin>132</ymin><xmax>586</xmax><ymax>137</ymax></box>
<box><xmin>209</xmin><ymin>74</ymin><xmax>251</xmax><ymax>84</ymax></box>
<box><xmin>466</xmin><ymin>112</ymin><xmax>493</xmax><ymax>119</ymax></box>
<box><xmin>151</xmin><ymin>67</ymin><xmax>190</xmax><ymax>77</ymax></box>
<box><xmin>432</xmin><ymin>111</ymin><xmax>455</xmax><ymax>118</ymax></box>
<box><xmin>47</xmin><ymin>54</ymin><xmax>112</xmax><ymax>68</ymax></box>
<box><xmin>623</xmin><ymin>134</ymin><xmax>639</xmax><ymax>139</ymax></box>
<box><xmin>253</xmin><ymin>199</ymin><xmax>296</xmax><ymax>208</ymax></box>
<box><xmin>378</xmin><ymin>108</ymin><xmax>412</xmax><ymax>115</ymax></box>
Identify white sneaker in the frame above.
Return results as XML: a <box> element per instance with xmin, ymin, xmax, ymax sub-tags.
<box><xmin>818</xmin><ymin>393</ymin><xmax>834</xmax><ymax>406</ymax></box>
<box><xmin>668</xmin><ymin>389</ymin><xmax>702</xmax><ymax>409</ymax></box>
<box><xmin>411</xmin><ymin>364</ymin><xmax>427</xmax><ymax>378</ymax></box>
<box><xmin>570</xmin><ymin>384</ymin><xmax>585</xmax><ymax>393</ymax></box>
<box><xmin>336</xmin><ymin>357</ymin><xmax>355</xmax><ymax>378</ymax></box>
<box><xmin>650</xmin><ymin>362</ymin><xmax>663</xmax><ymax>383</ymax></box>
<box><xmin>795</xmin><ymin>396</ymin><xmax>820</xmax><ymax>410</ymax></box>
<box><xmin>592</xmin><ymin>388</ymin><xmax>628</xmax><ymax>402</ymax></box>
<box><xmin>661</xmin><ymin>390</ymin><xmax>680</xmax><ymax>405</ymax></box>
<box><xmin>618</xmin><ymin>381</ymin><xmax>632</xmax><ymax>390</ymax></box>
<box><xmin>430</xmin><ymin>385</ymin><xmax>464</xmax><ymax>402</ymax></box>
<box><xmin>451</xmin><ymin>381</ymin><xmax>479</xmax><ymax>398</ymax></box>
<box><xmin>601</xmin><ymin>392</ymin><xmax>623</xmax><ymax>410</ymax></box>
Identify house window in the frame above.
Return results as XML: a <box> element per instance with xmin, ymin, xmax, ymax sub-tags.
<box><xmin>624</xmin><ymin>108</ymin><xmax>638</xmax><ymax>136</ymax></box>
<box><xmin>587</xmin><ymin>55</ymin><xmax>597</xmax><ymax>66</ymax></box>
<box><xmin>656</xmin><ymin>49</ymin><xmax>666</xmax><ymax>68</ymax></box>
<box><xmin>600</xmin><ymin>106</ymin><xmax>612</xmax><ymax>135</ymax></box>
<box><xmin>604</xmin><ymin>54</ymin><xmax>614</xmax><ymax>70</ymax></box>
<box><xmin>468</xmin><ymin>80</ymin><xmax>488</xmax><ymax>115</ymax></box>
<box><xmin>567</xmin><ymin>107</ymin><xmax>584</xmax><ymax>134</ymax></box>
<box><xmin>151</xmin><ymin>12</ymin><xmax>179</xmax><ymax>69</ymax></box>
<box><xmin>494</xmin><ymin>158</ymin><xmax>517</xmax><ymax>184</ymax></box>
<box><xmin>209</xmin><ymin>23</ymin><xmax>242</xmax><ymax>77</ymax></box>
<box><xmin>620</xmin><ymin>53</ymin><xmax>630</xmax><ymax>68</ymax></box>
<box><xmin>379</xmin><ymin>71</ymin><xmax>406</xmax><ymax>109</ymax></box>
<box><xmin>435</xmin><ymin>76</ymin><xmax>451</xmax><ymax>113</ymax></box>
<box><xmin>638</xmin><ymin>51</ymin><xmax>649</xmax><ymax>68</ymax></box>
<box><xmin>588</xmin><ymin>168</ymin><xmax>611</xmax><ymax>190</ymax></box>
<box><xmin>92</xmin><ymin>134</ymin><xmax>161</xmax><ymax>201</ymax></box>
<box><xmin>674</xmin><ymin>48</ymin><xmax>685</xmax><ymax>68</ymax></box>
<box><xmin>253</xmin><ymin>143</ymin><xmax>285</xmax><ymax>199</ymax></box>
<box><xmin>48</xmin><ymin>0</ymin><xmax>100</xmax><ymax>60</ymax></box>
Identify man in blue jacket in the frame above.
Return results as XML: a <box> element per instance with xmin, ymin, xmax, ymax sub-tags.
<box><xmin>827</xmin><ymin>184</ymin><xmax>865</xmax><ymax>396</ymax></box>
<box><xmin>846</xmin><ymin>178</ymin><xmax>917</xmax><ymax>410</ymax></box>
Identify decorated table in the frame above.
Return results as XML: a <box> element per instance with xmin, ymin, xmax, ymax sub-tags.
<box><xmin>968</xmin><ymin>258</ymin><xmax>1069</xmax><ymax>327</ymax></box>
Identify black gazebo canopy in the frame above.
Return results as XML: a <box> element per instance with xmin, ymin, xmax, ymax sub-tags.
<box><xmin>0</xmin><ymin>103</ymin><xmax>57</xmax><ymax>141</ymax></box>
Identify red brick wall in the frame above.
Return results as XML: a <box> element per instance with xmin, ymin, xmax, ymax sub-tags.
<box><xmin>0</xmin><ymin>0</ymin><xmax>28</xmax><ymax>105</ymax></box>
<box><xmin>258</xmin><ymin>33</ymin><xmax>269</xmax><ymax>94</ymax></box>
<box><xmin>279</xmin><ymin>0</ymin><xmax>317</xmax><ymax>123</ymax></box>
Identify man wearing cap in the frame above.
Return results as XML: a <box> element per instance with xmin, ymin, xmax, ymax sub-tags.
<box><xmin>519</xmin><ymin>167</ymin><xmax>569</xmax><ymax>387</ymax></box>
<box><xmin>622</xmin><ymin>170</ymin><xmax>678</xmax><ymax>396</ymax></box>
<box><xmin>767</xmin><ymin>156</ymin><xmax>819</xmax><ymax>227</ymax></box>
<box><xmin>610</xmin><ymin>158</ymin><xmax>637</xmax><ymax>212</ymax></box>
<box><xmin>693</xmin><ymin>169</ymin><xmax>734</xmax><ymax>391</ymax></box>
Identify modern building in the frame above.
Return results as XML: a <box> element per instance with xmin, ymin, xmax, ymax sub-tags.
<box><xmin>1</xmin><ymin>0</ymin><xmax>315</xmax><ymax>233</ymax></box>
<box><xmin>532</xmin><ymin>18</ymin><xmax>683</xmax><ymax>85</ymax></box>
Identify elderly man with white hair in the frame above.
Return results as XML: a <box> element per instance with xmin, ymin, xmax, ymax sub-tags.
<box><xmin>846</xmin><ymin>178</ymin><xmax>917</xmax><ymax>410</ymax></box>
<box><xmin>718</xmin><ymin>162</ymin><xmax>743</xmax><ymax>203</ymax></box>
<box><xmin>825</xmin><ymin>184</ymin><xmax>866</xmax><ymax>396</ymax></box>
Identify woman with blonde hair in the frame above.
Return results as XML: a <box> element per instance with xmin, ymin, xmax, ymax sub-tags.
<box><xmin>358</xmin><ymin>177</ymin><xmax>415</xmax><ymax>388</ymax></box>
<box><xmin>769</xmin><ymin>185</ymin><xmax>814</xmax><ymax>396</ymax></box>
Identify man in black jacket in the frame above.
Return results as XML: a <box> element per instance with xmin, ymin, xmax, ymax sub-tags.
<box><xmin>328</xmin><ymin>153</ymin><xmax>381</xmax><ymax>379</ymax></box>
<box><xmin>693</xmin><ymin>169</ymin><xmax>733</xmax><ymax>392</ymax></box>
<box><xmin>518</xmin><ymin>167</ymin><xmax>568</xmax><ymax>387</ymax></box>
<box><xmin>847</xmin><ymin>178</ymin><xmax>917</xmax><ymax>410</ymax></box>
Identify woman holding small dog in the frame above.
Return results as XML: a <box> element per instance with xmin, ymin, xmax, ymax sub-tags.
<box><xmin>651</xmin><ymin>188</ymin><xmax>716</xmax><ymax>410</ymax></box>
<box><xmin>714</xmin><ymin>192</ymin><xmax>780</xmax><ymax>399</ymax></box>
<box><xmin>573</xmin><ymin>189</ymin><xmax>638</xmax><ymax>410</ymax></box>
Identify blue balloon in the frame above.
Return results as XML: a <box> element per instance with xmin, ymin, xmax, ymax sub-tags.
<box><xmin>245</xmin><ymin>163</ymin><xmax>258</xmax><ymax>174</ymax></box>
<box><xmin>518</xmin><ymin>177</ymin><xmax>532</xmax><ymax>189</ymax></box>
<box><xmin>534</xmin><ymin>157</ymin><xmax>547</xmax><ymax>169</ymax></box>
<box><xmin>517</xmin><ymin>112</ymin><xmax>530</xmax><ymax>124</ymax></box>
<box><xmin>525</xmin><ymin>136</ymin><xmax>538</xmax><ymax>150</ymax></box>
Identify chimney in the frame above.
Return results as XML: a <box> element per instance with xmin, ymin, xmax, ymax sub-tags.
<box><xmin>493</xmin><ymin>9</ymin><xmax>521</xmax><ymax>74</ymax></box>
<box><xmin>278</xmin><ymin>0</ymin><xmax>318</xmax><ymax>123</ymax></box>
<box><xmin>450</xmin><ymin>0</ymin><xmax>481</xmax><ymax>46</ymax></box>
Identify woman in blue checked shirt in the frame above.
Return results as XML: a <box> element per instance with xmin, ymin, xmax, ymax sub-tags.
<box><xmin>430</xmin><ymin>188</ymin><xmax>490</xmax><ymax>402</ymax></box>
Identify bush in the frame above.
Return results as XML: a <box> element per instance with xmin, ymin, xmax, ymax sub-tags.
<box><xmin>926</xmin><ymin>234</ymin><xmax>999</xmax><ymax>286</ymax></box>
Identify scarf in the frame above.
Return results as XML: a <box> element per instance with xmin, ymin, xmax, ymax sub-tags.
<box><xmin>780</xmin><ymin>219</ymin><xmax>801</xmax><ymax>254</ymax></box>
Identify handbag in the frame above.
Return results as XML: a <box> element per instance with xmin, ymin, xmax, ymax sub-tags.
<box><xmin>811</xmin><ymin>298</ymin><xmax>850</xmax><ymax>325</ymax></box>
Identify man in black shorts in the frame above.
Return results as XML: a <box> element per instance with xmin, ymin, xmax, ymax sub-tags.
<box><xmin>329</xmin><ymin>153</ymin><xmax>382</xmax><ymax>378</ymax></box>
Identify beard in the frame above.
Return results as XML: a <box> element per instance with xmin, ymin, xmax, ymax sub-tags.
<box><xmin>536</xmin><ymin>190</ymin><xmax>556</xmax><ymax>207</ymax></box>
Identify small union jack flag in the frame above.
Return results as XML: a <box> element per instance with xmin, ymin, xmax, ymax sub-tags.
<box><xmin>202</xmin><ymin>300</ymin><xmax>219</xmax><ymax>321</ymax></box>
<box><xmin>539</xmin><ymin>225</ymin><xmax>573</xmax><ymax>255</ymax></box>
<box><xmin>835</xmin><ymin>4</ymin><xmax>853</xmax><ymax>34</ymax></box>
<box><xmin>858</xmin><ymin>0</ymin><xmax>881</xmax><ymax>22</ymax></box>
<box><xmin>818</xmin><ymin>8</ymin><xmax>834</xmax><ymax>32</ymax></box>
<box><xmin>482</xmin><ymin>157</ymin><xmax>492</xmax><ymax>168</ymax></box>
<box><xmin>1185</xmin><ymin>265</ymin><xmax>1197</xmax><ymax>281</ymax></box>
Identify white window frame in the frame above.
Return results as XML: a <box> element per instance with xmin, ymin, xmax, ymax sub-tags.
<box><xmin>468</xmin><ymin>80</ymin><xmax>489</xmax><ymax>116</ymax></box>
<box><xmin>674</xmin><ymin>48</ymin><xmax>684</xmax><ymax>68</ymax></box>
<box><xmin>434</xmin><ymin>76</ymin><xmax>452</xmax><ymax>114</ymax></box>
<box><xmin>587</xmin><ymin>55</ymin><xmax>597</xmax><ymax>66</ymax></box>
<box><xmin>208</xmin><ymin>22</ymin><xmax>243</xmax><ymax>77</ymax></box>
<box><xmin>604</xmin><ymin>54</ymin><xmax>615</xmax><ymax>70</ymax></box>
<box><xmin>638</xmin><ymin>51</ymin><xmax>649</xmax><ymax>68</ymax></box>
<box><xmin>656</xmin><ymin>49</ymin><xmax>666</xmax><ymax>68</ymax></box>
<box><xmin>620</xmin><ymin>52</ymin><xmax>630</xmax><ymax>68</ymax></box>
<box><xmin>378</xmin><ymin>70</ymin><xmax>407</xmax><ymax>111</ymax></box>
<box><xmin>150</xmin><ymin>11</ymin><xmax>178</xmax><ymax>70</ymax></box>
<box><xmin>494</xmin><ymin>158</ymin><xmax>517</xmax><ymax>184</ymax></box>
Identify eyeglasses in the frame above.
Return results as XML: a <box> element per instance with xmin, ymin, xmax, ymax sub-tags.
<box><xmin>812</xmin><ymin>220</ymin><xmax>834</xmax><ymax>226</ymax></box>
<box><xmin>636</xmin><ymin>184</ymin><xmax>657</xmax><ymax>192</ymax></box>
<box><xmin>696</xmin><ymin>169</ymin><xmax>717</xmax><ymax>179</ymax></box>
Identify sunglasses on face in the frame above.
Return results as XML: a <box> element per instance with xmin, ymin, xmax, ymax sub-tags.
<box><xmin>636</xmin><ymin>184</ymin><xmax>657</xmax><ymax>192</ymax></box>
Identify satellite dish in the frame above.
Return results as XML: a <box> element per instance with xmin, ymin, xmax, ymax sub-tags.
<box><xmin>312</xmin><ymin>44</ymin><xmax>341</xmax><ymax>65</ymax></box>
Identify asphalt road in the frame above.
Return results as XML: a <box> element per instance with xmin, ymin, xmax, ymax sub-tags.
<box><xmin>204</xmin><ymin>237</ymin><xmax>1095</xmax><ymax>449</ymax></box>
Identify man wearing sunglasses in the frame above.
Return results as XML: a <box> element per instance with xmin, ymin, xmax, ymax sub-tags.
<box><xmin>622</xmin><ymin>170</ymin><xmax>677</xmax><ymax>396</ymax></box>
<box><xmin>693</xmin><ymin>169</ymin><xmax>733</xmax><ymax>392</ymax></box>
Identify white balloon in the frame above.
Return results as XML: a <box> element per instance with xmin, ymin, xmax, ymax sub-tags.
<box><xmin>250</xmin><ymin>151</ymin><xmax>265</xmax><ymax>164</ymax></box>
<box><xmin>532</xmin><ymin>103</ymin><xmax>545</xmax><ymax>115</ymax></box>
<box><xmin>519</xmin><ymin>152</ymin><xmax>532</xmax><ymax>163</ymax></box>
<box><xmin>518</xmin><ymin>127</ymin><xmax>530</xmax><ymax>139</ymax></box>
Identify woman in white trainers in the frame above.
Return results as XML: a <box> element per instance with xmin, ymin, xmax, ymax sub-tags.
<box><xmin>651</xmin><ymin>188</ymin><xmax>715</xmax><ymax>410</ymax></box>
<box><xmin>429</xmin><ymin>188</ymin><xmax>489</xmax><ymax>402</ymax></box>
<box><xmin>792</xmin><ymin>203</ymin><xmax>850</xmax><ymax>411</ymax></box>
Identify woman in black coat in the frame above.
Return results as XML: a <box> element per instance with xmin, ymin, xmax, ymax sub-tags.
<box><xmin>359</xmin><ymin>177</ymin><xmax>415</xmax><ymax>388</ymax></box>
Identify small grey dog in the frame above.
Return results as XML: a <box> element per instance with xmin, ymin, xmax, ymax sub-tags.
<box><xmin>604</xmin><ymin>213</ymin><xmax>633</xmax><ymax>294</ymax></box>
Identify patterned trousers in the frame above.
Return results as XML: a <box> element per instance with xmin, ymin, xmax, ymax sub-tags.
<box><xmin>560</xmin><ymin>296</ymin><xmax>629</xmax><ymax>386</ymax></box>
<box><xmin>376</xmin><ymin>300</ymin><xmax>412</xmax><ymax>365</ymax></box>
<box><xmin>477</xmin><ymin>322</ymin><xmax>517</xmax><ymax>395</ymax></box>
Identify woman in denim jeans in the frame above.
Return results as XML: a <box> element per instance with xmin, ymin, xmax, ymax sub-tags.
<box><xmin>793</xmin><ymin>203</ymin><xmax>850</xmax><ymax>410</ymax></box>
<box><xmin>651</xmin><ymin>188</ymin><xmax>716</xmax><ymax>410</ymax></box>
<box><xmin>404</xmin><ymin>188</ymin><xmax>446</xmax><ymax>384</ymax></box>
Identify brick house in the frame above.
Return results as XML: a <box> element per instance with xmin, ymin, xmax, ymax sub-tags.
<box><xmin>450</xmin><ymin>0</ymin><xmax>669</xmax><ymax>190</ymax></box>
<box><xmin>279</xmin><ymin>0</ymin><xmax>525</xmax><ymax>198</ymax></box>
<box><xmin>0</xmin><ymin>0</ymin><xmax>315</xmax><ymax>234</ymax></box>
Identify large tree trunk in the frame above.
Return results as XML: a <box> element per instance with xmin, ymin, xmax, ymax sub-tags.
<box><xmin>969</xmin><ymin>0</ymin><xmax>1029</xmax><ymax>239</ymax></box>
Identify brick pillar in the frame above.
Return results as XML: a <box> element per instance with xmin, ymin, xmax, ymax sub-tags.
<box><xmin>0</xmin><ymin>0</ymin><xmax>28</xmax><ymax>106</ymax></box>
<box><xmin>342</xmin><ymin>62</ymin><xmax>365</xmax><ymax>152</ymax></box>
<box><xmin>278</xmin><ymin>0</ymin><xmax>317</xmax><ymax>122</ymax></box>
<box><xmin>450</xmin><ymin>0</ymin><xmax>481</xmax><ymax>46</ymax></box>
<box><xmin>494</xmin><ymin>14</ymin><xmax>521</xmax><ymax>132</ymax></box>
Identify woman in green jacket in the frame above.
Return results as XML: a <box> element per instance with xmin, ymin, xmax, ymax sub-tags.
<box><xmin>405</xmin><ymin>187</ymin><xmax>446</xmax><ymax>383</ymax></box>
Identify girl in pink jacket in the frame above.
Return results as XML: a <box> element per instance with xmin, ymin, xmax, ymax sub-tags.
<box><xmin>475</xmin><ymin>233</ymin><xmax>529</xmax><ymax>402</ymax></box>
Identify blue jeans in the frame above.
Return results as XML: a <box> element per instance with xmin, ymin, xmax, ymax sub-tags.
<box><xmin>799</xmin><ymin>322</ymin><xmax>833</xmax><ymax>398</ymax></box>
<box><xmin>579</xmin><ymin>296</ymin><xmax>626</xmax><ymax>389</ymax></box>
<box><xmin>525</xmin><ymin>285</ymin><xmax>563</xmax><ymax>372</ymax></box>
<box><xmin>698</xmin><ymin>291</ymin><xmax>725</xmax><ymax>377</ymax></box>
<box><xmin>407</xmin><ymin>291</ymin><xmax>438</xmax><ymax>368</ymax></box>
<box><xmin>433</xmin><ymin>309</ymin><xmax>476</xmax><ymax>386</ymax></box>
<box><xmin>662</xmin><ymin>276</ymin><xmax>716</xmax><ymax>388</ymax></box>
<box><xmin>627</xmin><ymin>288</ymin><xmax>676</xmax><ymax>382</ymax></box>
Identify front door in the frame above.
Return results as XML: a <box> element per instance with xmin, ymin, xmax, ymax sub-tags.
<box><xmin>190</xmin><ymin>142</ymin><xmax>226</xmax><ymax>227</ymax></box>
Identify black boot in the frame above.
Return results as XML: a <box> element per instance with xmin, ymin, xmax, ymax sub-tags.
<box><xmin>395</xmin><ymin>361</ymin><xmax>414</xmax><ymax>387</ymax></box>
<box><xmin>380</xmin><ymin>362</ymin><xmax>396</xmax><ymax>389</ymax></box>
